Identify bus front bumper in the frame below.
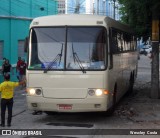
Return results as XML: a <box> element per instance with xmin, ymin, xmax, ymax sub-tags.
<box><xmin>26</xmin><ymin>96</ymin><xmax>109</xmax><ymax>112</ymax></box>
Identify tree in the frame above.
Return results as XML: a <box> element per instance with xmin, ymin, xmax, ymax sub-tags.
<box><xmin>118</xmin><ymin>0</ymin><xmax>160</xmax><ymax>98</ymax></box>
<box><xmin>118</xmin><ymin>0</ymin><xmax>153</xmax><ymax>41</ymax></box>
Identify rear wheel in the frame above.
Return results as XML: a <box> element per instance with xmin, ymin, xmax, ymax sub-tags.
<box><xmin>127</xmin><ymin>73</ymin><xmax>134</xmax><ymax>94</ymax></box>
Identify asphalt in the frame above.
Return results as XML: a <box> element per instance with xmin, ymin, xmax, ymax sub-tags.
<box><xmin>0</xmin><ymin>54</ymin><xmax>160</xmax><ymax>126</ymax></box>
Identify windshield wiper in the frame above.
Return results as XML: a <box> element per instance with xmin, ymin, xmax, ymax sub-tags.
<box><xmin>72</xmin><ymin>44</ymin><xmax>86</xmax><ymax>74</ymax></box>
<box><xmin>44</xmin><ymin>44</ymin><xmax>63</xmax><ymax>73</ymax></box>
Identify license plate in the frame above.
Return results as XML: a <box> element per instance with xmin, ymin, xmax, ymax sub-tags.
<box><xmin>58</xmin><ymin>104</ymin><xmax>72</xmax><ymax>110</ymax></box>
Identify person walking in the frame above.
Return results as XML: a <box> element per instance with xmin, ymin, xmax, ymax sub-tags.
<box><xmin>2</xmin><ymin>57</ymin><xmax>6</xmax><ymax>65</ymax></box>
<box><xmin>0</xmin><ymin>74</ymin><xmax>25</xmax><ymax>127</ymax></box>
<box><xmin>2</xmin><ymin>59</ymin><xmax>13</xmax><ymax>76</ymax></box>
<box><xmin>148</xmin><ymin>51</ymin><xmax>153</xmax><ymax>64</ymax></box>
<box><xmin>19</xmin><ymin>59</ymin><xmax>26</xmax><ymax>82</ymax></box>
<box><xmin>16</xmin><ymin>57</ymin><xmax>22</xmax><ymax>81</ymax></box>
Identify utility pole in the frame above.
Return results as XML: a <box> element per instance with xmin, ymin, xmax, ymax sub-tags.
<box><xmin>103</xmin><ymin>0</ymin><xmax>106</xmax><ymax>15</ymax></box>
<box><xmin>97</xmin><ymin>0</ymin><xmax>99</xmax><ymax>15</ymax></box>
<box><xmin>93</xmin><ymin>1</ymin><xmax>95</xmax><ymax>14</ymax></box>
<box><xmin>74</xmin><ymin>0</ymin><xmax>80</xmax><ymax>13</ymax></box>
<box><xmin>151</xmin><ymin>6</ymin><xmax>160</xmax><ymax>98</ymax></box>
<box><xmin>113</xmin><ymin>0</ymin><xmax>116</xmax><ymax>19</ymax></box>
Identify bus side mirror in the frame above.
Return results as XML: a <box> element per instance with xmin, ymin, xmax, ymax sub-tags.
<box><xmin>24</xmin><ymin>37</ymin><xmax>29</xmax><ymax>53</ymax></box>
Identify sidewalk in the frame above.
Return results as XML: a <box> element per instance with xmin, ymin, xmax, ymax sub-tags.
<box><xmin>114</xmin><ymin>55</ymin><xmax>160</xmax><ymax>126</ymax></box>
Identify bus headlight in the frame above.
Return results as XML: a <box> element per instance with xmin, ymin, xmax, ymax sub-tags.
<box><xmin>27</xmin><ymin>88</ymin><xmax>42</xmax><ymax>96</ymax></box>
<box><xmin>88</xmin><ymin>89</ymin><xmax>108</xmax><ymax>96</ymax></box>
<box><xmin>28</xmin><ymin>88</ymin><xmax>36</xmax><ymax>95</ymax></box>
<box><xmin>95</xmin><ymin>89</ymin><xmax>103</xmax><ymax>96</ymax></box>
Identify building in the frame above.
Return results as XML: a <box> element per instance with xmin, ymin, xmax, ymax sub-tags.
<box><xmin>98</xmin><ymin>0</ymin><xmax>121</xmax><ymax>20</ymax></box>
<box><xmin>57</xmin><ymin>0</ymin><xmax>66</xmax><ymax>14</ymax></box>
<box><xmin>86</xmin><ymin>0</ymin><xmax>94</xmax><ymax>14</ymax></box>
<box><xmin>0</xmin><ymin>0</ymin><xmax>58</xmax><ymax>81</ymax></box>
<box><xmin>66</xmin><ymin>0</ymin><xmax>120</xmax><ymax>20</ymax></box>
<box><xmin>92</xmin><ymin>0</ymin><xmax>120</xmax><ymax>20</ymax></box>
<box><xmin>66</xmin><ymin>0</ymin><xmax>86</xmax><ymax>14</ymax></box>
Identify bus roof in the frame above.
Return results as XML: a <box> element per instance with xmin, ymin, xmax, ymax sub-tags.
<box><xmin>30</xmin><ymin>14</ymin><xmax>133</xmax><ymax>33</ymax></box>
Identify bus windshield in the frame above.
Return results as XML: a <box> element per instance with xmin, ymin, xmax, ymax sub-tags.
<box><xmin>28</xmin><ymin>26</ymin><xmax>107</xmax><ymax>71</ymax></box>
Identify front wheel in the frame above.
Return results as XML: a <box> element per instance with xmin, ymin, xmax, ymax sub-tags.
<box><xmin>103</xmin><ymin>85</ymin><xmax>117</xmax><ymax>116</ymax></box>
<box><xmin>45</xmin><ymin>111</ymin><xmax>57</xmax><ymax>115</ymax></box>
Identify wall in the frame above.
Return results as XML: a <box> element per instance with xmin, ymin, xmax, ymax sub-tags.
<box><xmin>0</xmin><ymin>0</ymin><xmax>58</xmax><ymax>82</ymax></box>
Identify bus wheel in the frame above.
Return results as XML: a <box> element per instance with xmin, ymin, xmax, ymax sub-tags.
<box><xmin>45</xmin><ymin>111</ymin><xmax>57</xmax><ymax>115</ymax></box>
<box><xmin>105</xmin><ymin>84</ymin><xmax>117</xmax><ymax>116</ymax></box>
<box><xmin>127</xmin><ymin>73</ymin><xmax>134</xmax><ymax>94</ymax></box>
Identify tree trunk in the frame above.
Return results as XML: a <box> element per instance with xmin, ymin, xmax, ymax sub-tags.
<box><xmin>151</xmin><ymin>13</ymin><xmax>159</xmax><ymax>98</ymax></box>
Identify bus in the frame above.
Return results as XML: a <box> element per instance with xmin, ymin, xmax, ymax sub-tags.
<box><xmin>26</xmin><ymin>14</ymin><xmax>138</xmax><ymax>115</ymax></box>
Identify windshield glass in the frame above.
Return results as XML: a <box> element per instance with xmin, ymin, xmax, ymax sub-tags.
<box><xmin>28</xmin><ymin>26</ymin><xmax>107</xmax><ymax>70</ymax></box>
<box><xmin>29</xmin><ymin>27</ymin><xmax>65</xmax><ymax>70</ymax></box>
<box><xmin>66</xmin><ymin>27</ymin><xmax>106</xmax><ymax>70</ymax></box>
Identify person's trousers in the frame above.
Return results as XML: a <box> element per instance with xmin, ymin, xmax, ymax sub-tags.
<box><xmin>1</xmin><ymin>98</ymin><xmax>13</xmax><ymax>125</ymax></box>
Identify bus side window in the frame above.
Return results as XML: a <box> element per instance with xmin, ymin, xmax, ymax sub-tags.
<box><xmin>111</xmin><ymin>29</ymin><xmax>118</xmax><ymax>53</ymax></box>
<box><xmin>109</xmin><ymin>28</ymin><xmax>114</xmax><ymax>69</ymax></box>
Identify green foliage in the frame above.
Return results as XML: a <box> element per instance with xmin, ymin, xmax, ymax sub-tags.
<box><xmin>118</xmin><ymin>0</ymin><xmax>160</xmax><ymax>42</ymax></box>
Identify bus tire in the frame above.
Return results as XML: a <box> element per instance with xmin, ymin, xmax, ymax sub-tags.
<box><xmin>127</xmin><ymin>73</ymin><xmax>134</xmax><ymax>94</ymax></box>
<box><xmin>104</xmin><ymin>84</ymin><xmax>117</xmax><ymax>116</ymax></box>
<box><xmin>45</xmin><ymin>111</ymin><xmax>57</xmax><ymax>115</ymax></box>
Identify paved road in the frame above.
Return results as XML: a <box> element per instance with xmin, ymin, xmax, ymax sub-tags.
<box><xmin>0</xmin><ymin>55</ymin><xmax>160</xmax><ymax>138</ymax></box>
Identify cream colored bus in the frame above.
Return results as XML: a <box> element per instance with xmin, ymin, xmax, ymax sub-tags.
<box><xmin>26</xmin><ymin>14</ymin><xmax>138</xmax><ymax>115</ymax></box>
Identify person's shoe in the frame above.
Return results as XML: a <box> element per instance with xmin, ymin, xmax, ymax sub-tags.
<box><xmin>37</xmin><ymin>111</ymin><xmax>42</xmax><ymax>115</ymax></box>
<box><xmin>32</xmin><ymin>111</ymin><xmax>42</xmax><ymax>115</ymax></box>
<box><xmin>32</xmin><ymin>111</ymin><xmax>37</xmax><ymax>115</ymax></box>
<box><xmin>1</xmin><ymin>124</ymin><xmax>5</xmax><ymax>127</ymax></box>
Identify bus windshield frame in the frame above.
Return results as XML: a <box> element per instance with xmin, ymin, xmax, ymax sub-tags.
<box><xmin>28</xmin><ymin>26</ymin><xmax>107</xmax><ymax>71</ymax></box>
